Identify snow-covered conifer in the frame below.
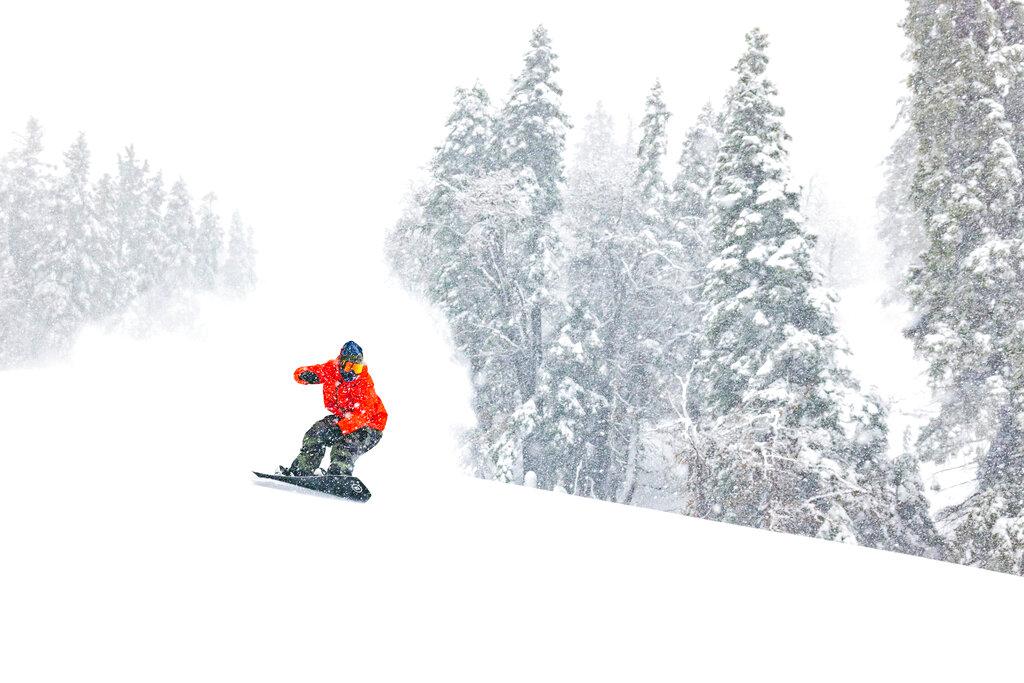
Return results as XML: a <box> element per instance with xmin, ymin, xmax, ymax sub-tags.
<box><xmin>0</xmin><ymin>120</ymin><xmax>58</xmax><ymax>359</ymax></box>
<box><xmin>432</xmin><ymin>84</ymin><xmax>495</xmax><ymax>192</ymax></box>
<box><xmin>997</xmin><ymin>0</ymin><xmax>1024</xmax><ymax>169</ymax></box>
<box><xmin>635</xmin><ymin>80</ymin><xmax>671</xmax><ymax>230</ymax></box>
<box><xmin>540</xmin><ymin>87</ymin><xmax>688</xmax><ymax>503</ymax></box>
<box><xmin>194</xmin><ymin>192</ymin><xmax>222</xmax><ymax>291</ymax></box>
<box><xmin>490</xmin><ymin>25</ymin><xmax>570</xmax><ymax>484</ymax></box>
<box><xmin>495</xmin><ymin>24</ymin><xmax>570</xmax><ymax>328</ymax></box>
<box><xmin>450</xmin><ymin>170</ymin><xmax>536</xmax><ymax>481</ymax></box>
<box><xmin>669</xmin><ymin>103</ymin><xmax>721</xmax><ymax>272</ymax></box>
<box><xmin>564</xmin><ymin>102</ymin><xmax>635</xmax><ymax>267</ymax></box>
<box><xmin>904</xmin><ymin>0</ymin><xmax>1024</xmax><ymax>573</ymax></box>
<box><xmin>876</xmin><ymin>114</ymin><xmax>926</xmax><ymax>302</ymax></box>
<box><xmin>163</xmin><ymin>179</ymin><xmax>197</xmax><ymax>290</ymax></box>
<box><xmin>1</xmin><ymin>121</ymin><xmax>51</xmax><ymax>276</ymax></box>
<box><xmin>388</xmin><ymin>84</ymin><xmax>494</xmax><ymax>302</ymax></box>
<box><xmin>0</xmin><ymin>217</ymin><xmax>25</xmax><ymax>367</ymax></box>
<box><xmin>496</xmin><ymin>25</ymin><xmax>570</xmax><ymax>221</ymax></box>
<box><xmin>141</xmin><ymin>170</ymin><xmax>168</xmax><ymax>293</ymax></box>
<box><xmin>104</xmin><ymin>146</ymin><xmax>155</xmax><ymax>309</ymax></box>
<box><xmin>595</xmin><ymin>81</ymin><xmax>693</xmax><ymax>504</ymax></box>
<box><xmin>846</xmin><ymin>406</ymin><xmax>942</xmax><ymax>557</ymax></box>
<box><xmin>687</xmin><ymin>29</ymin><xmax>888</xmax><ymax>540</ymax></box>
<box><xmin>58</xmin><ymin>135</ymin><xmax>112</xmax><ymax>321</ymax></box>
<box><xmin>221</xmin><ymin>211</ymin><xmax>257</xmax><ymax>296</ymax></box>
<box><xmin>35</xmin><ymin>134</ymin><xmax>104</xmax><ymax>353</ymax></box>
<box><xmin>555</xmin><ymin>103</ymin><xmax>637</xmax><ymax>499</ymax></box>
<box><xmin>533</xmin><ymin>303</ymin><xmax>610</xmax><ymax>495</ymax></box>
<box><xmin>386</xmin><ymin>82</ymin><xmax>533</xmax><ymax>480</ymax></box>
<box><xmin>426</xmin><ymin>83</ymin><xmax>495</xmax><ymax>342</ymax></box>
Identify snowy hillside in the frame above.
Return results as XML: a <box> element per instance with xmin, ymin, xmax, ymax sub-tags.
<box><xmin>3</xmin><ymin>3</ymin><xmax>1024</xmax><ymax>680</ymax></box>
<box><xmin>1</xmin><ymin>281</ymin><xmax>1022</xmax><ymax>682</ymax></box>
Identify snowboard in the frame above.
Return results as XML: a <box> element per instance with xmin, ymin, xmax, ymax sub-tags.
<box><xmin>253</xmin><ymin>471</ymin><xmax>372</xmax><ymax>502</ymax></box>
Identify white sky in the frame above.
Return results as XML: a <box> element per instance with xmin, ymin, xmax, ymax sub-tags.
<box><xmin>0</xmin><ymin>0</ymin><xmax>908</xmax><ymax>281</ymax></box>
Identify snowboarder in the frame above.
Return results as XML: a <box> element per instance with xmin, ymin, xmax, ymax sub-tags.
<box><xmin>278</xmin><ymin>341</ymin><xmax>388</xmax><ymax>477</ymax></box>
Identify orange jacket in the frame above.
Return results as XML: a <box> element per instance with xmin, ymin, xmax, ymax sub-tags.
<box><xmin>294</xmin><ymin>359</ymin><xmax>388</xmax><ymax>434</ymax></box>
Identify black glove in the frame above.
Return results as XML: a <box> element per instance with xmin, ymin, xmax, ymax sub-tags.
<box><xmin>298</xmin><ymin>370</ymin><xmax>320</xmax><ymax>384</ymax></box>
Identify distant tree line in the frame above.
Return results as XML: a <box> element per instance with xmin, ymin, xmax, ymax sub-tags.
<box><xmin>390</xmin><ymin>4</ymin><xmax>1024</xmax><ymax>576</ymax></box>
<box><xmin>0</xmin><ymin>119</ymin><xmax>256</xmax><ymax>368</ymax></box>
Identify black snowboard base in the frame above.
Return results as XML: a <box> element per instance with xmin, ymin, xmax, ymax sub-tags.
<box><xmin>253</xmin><ymin>471</ymin><xmax>372</xmax><ymax>502</ymax></box>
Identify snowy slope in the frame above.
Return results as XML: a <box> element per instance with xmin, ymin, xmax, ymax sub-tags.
<box><xmin>2</xmin><ymin>4</ymin><xmax>1020</xmax><ymax>680</ymax></box>
<box><xmin>1</xmin><ymin>280</ymin><xmax>1022</xmax><ymax>682</ymax></box>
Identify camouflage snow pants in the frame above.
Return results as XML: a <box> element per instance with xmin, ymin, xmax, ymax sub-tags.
<box><xmin>289</xmin><ymin>415</ymin><xmax>383</xmax><ymax>476</ymax></box>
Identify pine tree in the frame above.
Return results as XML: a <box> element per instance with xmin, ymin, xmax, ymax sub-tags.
<box><xmin>56</xmin><ymin>135</ymin><xmax>113</xmax><ymax>324</ymax></box>
<box><xmin>106</xmin><ymin>146</ymin><xmax>155</xmax><ymax>311</ymax></box>
<box><xmin>691</xmin><ymin>29</ymin><xmax>820</xmax><ymax>421</ymax></box>
<box><xmin>496</xmin><ymin>26</ymin><xmax>570</xmax><ymax>222</ymax></box>
<box><xmin>558</xmin><ymin>103</ymin><xmax>636</xmax><ymax>499</ymax></box>
<box><xmin>141</xmin><ymin>170</ymin><xmax>168</xmax><ymax>294</ymax></box>
<box><xmin>669</xmin><ymin>102</ymin><xmax>721</xmax><ymax>273</ymax></box>
<box><xmin>686</xmin><ymin>29</ymin><xmax>888</xmax><ymax>541</ymax></box>
<box><xmin>904</xmin><ymin>0</ymin><xmax>1024</xmax><ymax>573</ymax></box>
<box><xmin>941</xmin><ymin>488</ymin><xmax>1024</xmax><ymax>573</ymax></box>
<box><xmin>847</xmin><ymin>408</ymin><xmax>943</xmax><ymax>557</ymax></box>
<box><xmin>163</xmin><ymin>179</ymin><xmax>197</xmax><ymax>291</ymax></box>
<box><xmin>91</xmin><ymin>172</ymin><xmax>119</xmax><ymax>318</ymax></box>
<box><xmin>428</xmin><ymin>85</ymin><xmax>517</xmax><ymax>473</ymax></box>
<box><xmin>450</xmin><ymin>170</ymin><xmax>536</xmax><ymax>482</ymax></box>
<box><xmin>426</xmin><ymin>83</ymin><xmax>496</xmax><ymax>355</ymax></box>
<box><xmin>635</xmin><ymin>80</ymin><xmax>672</xmax><ymax>230</ymax></box>
<box><xmin>491</xmin><ymin>25</ymin><xmax>570</xmax><ymax>485</ymax></box>
<box><xmin>545</xmin><ymin>85</ymin><xmax>689</xmax><ymax>504</ymax></box>
<box><xmin>530</xmin><ymin>86</ymin><xmax>690</xmax><ymax>504</ymax></box>
<box><xmin>2</xmin><ymin>121</ymin><xmax>50</xmax><ymax>279</ymax></box>
<box><xmin>0</xmin><ymin>119</ymin><xmax>58</xmax><ymax>361</ymax></box>
<box><xmin>221</xmin><ymin>211</ymin><xmax>257</xmax><ymax>296</ymax></box>
<box><xmin>390</xmin><ymin>84</ymin><xmax>495</xmax><ymax>303</ymax></box>
<box><xmin>596</xmin><ymin>81</ymin><xmax>691</xmax><ymax>504</ymax></box>
<box><xmin>876</xmin><ymin>112</ymin><xmax>926</xmax><ymax>302</ymax></box>
<box><xmin>36</xmin><ymin>133</ymin><xmax>102</xmax><ymax>354</ymax></box>
<box><xmin>93</xmin><ymin>148</ymin><xmax>179</xmax><ymax>332</ymax></box>
<box><xmin>887</xmin><ymin>453</ymin><xmax>945</xmax><ymax>556</ymax></box>
<box><xmin>386</xmin><ymin>81</ymin><xmax>543</xmax><ymax>481</ymax></box>
<box><xmin>533</xmin><ymin>302</ymin><xmax>610</xmax><ymax>495</ymax></box>
<box><xmin>0</xmin><ymin>214</ymin><xmax>23</xmax><ymax>367</ymax></box>
<box><xmin>997</xmin><ymin>0</ymin><xmax>1024</xmax><ymax>170</ymax></box>
<box><xmin>385</xmin><ymin>191</ymin><xmax>429</xmax><ymax>298</ymax></box>
<box><xmin>564</xmin><ymin>102</ymin><xmax>635</xmax><ymax>273</ymax></box>
<box><xmin>433</xmin><ymin>84</ymin><xmax>495</xmax><ymax>190</ymax></box>
<box><xmin>194</xmin><ymin>192</ymin><xmax>222</xmax><ymax>291</ymax></box>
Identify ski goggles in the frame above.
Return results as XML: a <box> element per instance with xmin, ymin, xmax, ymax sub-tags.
<box><xmin>341</xmin><ymin>360</ymin><xmax>364</xmax><ymax>374</ymax></box>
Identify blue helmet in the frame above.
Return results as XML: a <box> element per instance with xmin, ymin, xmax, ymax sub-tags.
<box><xmin>340</xmin><ymin>340</ymin><xmax>363</xmax><ymax>362</ymax></box>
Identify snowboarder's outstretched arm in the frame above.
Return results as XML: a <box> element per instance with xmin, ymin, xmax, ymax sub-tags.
<box><xmin>294</xmin><ymin>363</ymin><xmax>325</xmax><ymax>384</ymax></box>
